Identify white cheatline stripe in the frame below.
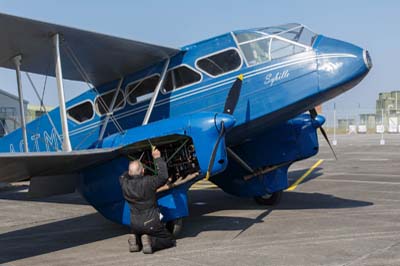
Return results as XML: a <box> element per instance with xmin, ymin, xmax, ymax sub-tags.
<box><xmin>69</xmin><ymin>53</ymin><xmax>356</xmax><ymax>137</ymax></box>
<box><xmin>69</xmin><ymin>53</ymin><xmax>352</xmax><ymax>136</ymax></box>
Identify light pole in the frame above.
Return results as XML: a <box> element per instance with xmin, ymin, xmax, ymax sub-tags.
<box><xmin>380</xmin><ymin>108</ymin><xmax>385</xmax><ymax>145</ymax></box>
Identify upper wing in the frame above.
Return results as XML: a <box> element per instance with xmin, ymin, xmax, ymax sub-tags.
<box><xmin>0</xmin><ymin>13</ymin><xmax>179</xmax><ymax>86</ymax></box>
<box><xmin>0</xmin><ymin>148</ymin><xmax>120</xmax><ymax>183</ymax></box>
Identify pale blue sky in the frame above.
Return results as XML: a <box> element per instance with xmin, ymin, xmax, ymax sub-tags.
<box><xmin>0</xmin><ymin>0</ymin><xmax>399</xmax><ymax>111</ymax></box>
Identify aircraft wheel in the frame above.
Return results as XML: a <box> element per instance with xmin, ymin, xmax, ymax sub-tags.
<box><xmin>166</xmin><ymin>218</ymin><xmax>183</xmax><ymax>238</ymax></box>
<box><xmin>254</xmin><ymin>191</ymin><xmax>283</xmax><ymax>206</ymax></box>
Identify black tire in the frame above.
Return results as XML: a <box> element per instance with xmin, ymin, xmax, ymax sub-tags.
<box><xmin>166</xmin><ymin>218</ymin><xmax>183</xmax><ymax>238</ymax></box>
<box><xmin>254</xmin><ymin>191</ymin><xmax>283</xmax><ymax>206</ymax></box>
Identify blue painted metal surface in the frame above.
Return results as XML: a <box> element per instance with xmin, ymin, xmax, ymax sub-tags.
<box><xmin>0</xmin><ymin>24</ymin><xmax>371</xmax><ymax>225</ymax></box>
<box><xmin>212</xmin><ymin>114</ymin><xmax>324</xmax><ymax>197</ymax></box>
<box><xmin>80</xmin><ymin>112</ymin><xmax>235</xmax><ymax>224</ymax></box>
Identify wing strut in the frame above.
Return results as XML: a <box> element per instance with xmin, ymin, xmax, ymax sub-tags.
<box><xmin>12</xmin><ymin>55</ymin><xmax>29</xmax><ymax>152</ymax></box>
<box><xmin>142</xmin><ymin>59</ymin><xmax>170</xmax><ymax>125</ymax></box>
<box><xmin>52</xmin><ymin>33</ymin><xmax>72</xmax><ymax>152</ymax></box>
<box><xmin>98</xmin><ymin>77</ymin><xmax>124</xmax><ymax>142</ymax></box>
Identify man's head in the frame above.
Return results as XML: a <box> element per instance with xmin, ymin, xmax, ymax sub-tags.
<box><xmin>128</xmin><ymin>160</ymin><xmax>144</xmax><ymax>176</ymax></box>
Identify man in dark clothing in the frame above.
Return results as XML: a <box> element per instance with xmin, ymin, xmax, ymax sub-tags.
<box><xmin>119</xmin><ymin>148</ymin><xmax>175</xmax><ymax>254</ymax></box>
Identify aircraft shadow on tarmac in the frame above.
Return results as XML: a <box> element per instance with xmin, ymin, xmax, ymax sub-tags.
<box><xmin>0</xmin><ymin>212</ymin><xmax>126</xmax><ymax>264</ymax></box>
<box><xmin>0</xmin><ymin>183</ymin><xmax>88</xmax><ymax>205</ymax></box>
<box><xmin>0</xmin><ymin>167</ymin><xmax>322</xmax><ymax>206</ymax></box>
<box><xmin>0</xmin><ymin>167</ymin><xmax>373</xmax><ymax>263</ymax></box>
<box><xmin>183</xmin><ymin>186</ymin><xmax>373</xmax><ymax>238</ymax></box>
<box><xmin>287</xmin><ymin>166</ymin><xmax>323</xmax><ymax>186</ymax></box>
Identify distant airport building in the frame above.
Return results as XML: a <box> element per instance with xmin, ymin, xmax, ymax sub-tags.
<box><xmin>338</xmin><ymin>118</ymin><xmax>355</xmax><ymax>130</ymax></box>
<box><xmin>359</xmin><ymin>113</ymin><xmax>376</xmax><ymax>129</ymax></box>
<box><xmin>0</xmin><ymin>88</ymin><xmax>28</xmax><ymax>137</ymax></box>
<box><xmin>0</xmin><ymin>89</ymin><xmax>52</xmax><ymax>137</ymax></box>
<box><xmin>27</xmin><ymin>105</ymin><xmax>53</xmax><ymax>122</ymax></box>
<box><xmin>375</xmin><ymin>90</ymin><xmax>400</xmax><ymax>132</ymax></box>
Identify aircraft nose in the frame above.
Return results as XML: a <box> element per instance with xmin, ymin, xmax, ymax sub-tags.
<box><xmin>363</xmin><ymin>49</ymin><xmax>373</xmax><ymax>70</ymax></box>
<box><xmin>315</xmin><ymin>35</ymin><xmax>371</xmax><ymax>96</ymax></box>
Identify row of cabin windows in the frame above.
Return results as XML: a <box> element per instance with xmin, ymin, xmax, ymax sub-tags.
<box><xmin>66</xmin><ymin>48</ymin><xmax>241</xmax><ymax>123</ymax></box>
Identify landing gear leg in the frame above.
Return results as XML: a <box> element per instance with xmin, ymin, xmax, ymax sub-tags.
<box><xmin>254</xmin><ymin>190</ymin><xmax>283</xmax><ymax>206</ymax></box>
<box><xmin>166</xmin><ymin>218</ymin><xmax>183</xmax><ymax>238</ymax></box>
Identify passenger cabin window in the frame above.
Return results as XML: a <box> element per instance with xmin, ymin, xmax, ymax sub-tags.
<box><xmin>67</xmin><ymin>101</ymin><xmax>94</xmax><ymax>123</ymax></box>
<box><xmin>95</xmin><ymin>89</ymin><xmax>125</xmax><ymax>115</ymax></box>
<box><xmin>126</xmin><ymin>75</ymin><xmax>160</xmax><ymax>104</ymax></box>
<box><xmin>197</xmin><ymin>49</ymin><xmax>241</xmax><ymax>76</ymax></box>
<box><xmin>163</xmin><ymin>65</ymin><xmax>201</xmax><ymax>93</ymax></box>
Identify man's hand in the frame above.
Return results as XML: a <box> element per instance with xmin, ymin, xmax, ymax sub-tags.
<box><xmin>152</xmin><ymin>148</ymin><xmax>161</xmax><ymax>159</ymax></box>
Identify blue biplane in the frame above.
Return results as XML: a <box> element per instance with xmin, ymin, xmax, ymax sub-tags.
<box><xmin>0</xmin><ymin>13</ymin><xmax>371</xmax><ymax>233</ymax></box>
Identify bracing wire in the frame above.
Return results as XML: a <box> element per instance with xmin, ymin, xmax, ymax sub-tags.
<box><xmin>25</xmin><ymin>72</ymin><xmax>63</xmax><ymax>147</ymax></box>
<box><xmin>62</xmin><ymin>42</ymin><xmax>125</xmax><ymax>134</ymax></box>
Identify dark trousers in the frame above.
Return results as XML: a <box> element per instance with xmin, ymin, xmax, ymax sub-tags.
<box><xmin>130</xmin><ymin>208</ymin><xmax>175</xmax><ymax>252</ymax></box>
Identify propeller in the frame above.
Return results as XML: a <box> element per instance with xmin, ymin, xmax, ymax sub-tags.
<box><xmin>309</xmin><ymin>108</ymin><xmax>337</xmax><ymax>160</ymax></box>
<box><xmin>224</xmin><ymin>74</ymin><xmax>243</xmax><ymax>114</ymax></box>
<box><xmin>205</xmin><ymin>74</ymin><xmax>243</xmax><ymax>180</ymax></box>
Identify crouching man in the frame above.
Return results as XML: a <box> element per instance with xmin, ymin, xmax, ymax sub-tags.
<box><xmin>119</xmin><ymin>148</ymin><xmax>175</xmax><ymax>254</ymax></box>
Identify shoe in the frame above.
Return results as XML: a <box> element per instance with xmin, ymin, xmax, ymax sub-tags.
<box><xmin>141</xmin><ymin>234</ymin><xmax>153</xmax><ymax>254</ymax></box>
<box><xmin>128</xmin><ymin>234</ymin><xmax>140</xmax><ymax>252</ymax></box>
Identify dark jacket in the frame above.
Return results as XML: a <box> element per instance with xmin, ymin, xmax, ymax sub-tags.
<box><xmin>119</xmin><ymin>158</ymin><xmax>168</xmax><ymax>216</ymax></box>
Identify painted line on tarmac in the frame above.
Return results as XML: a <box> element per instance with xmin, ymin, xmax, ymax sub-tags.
<box><xmin>321</xmin><ymin>172</ymin><xmax>400</xmax><ymax>178</ymax></box>
<box><xmin>286</xmin><ymin>159</ymin><xmax>324</xmax><ymax>191</ymax></box>
<box><xmin>317</xmin><ymin>179</ymin><xmax>400</xmax><ymax>185</ymax></box>
<box><xmin>359</xmin><ymin>158</ymin><xmax>389</xmax><ymax>161</ymax></box>
<box><xmin>190</xmin><ymin>180</ymin><xmax>218</xmax><ymax>190</ymax></box>
<box><xmin>190</xmin><ymin>186</ymin><xmax>218</xmax><ymax>190</ymax></box>
<box><xmin>313</xmin><ymin>158</ymin><xmax>391</xmax><ymax>162</ymax></box>
<box><xmin>310</xmin><ymin>158</ymin><xmax>335</xmax><ymax>161</ymax></box>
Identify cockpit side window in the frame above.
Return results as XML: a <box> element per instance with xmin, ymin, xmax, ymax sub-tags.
<box><xmin>239</xmin><ymin>38</ymin><xmax>271</xmax><ymax>66</ymax></box>
<box><xmin>258</xmin><ymin>24</ymin><xmax>317</xmax><ymax>46</ymax></box>
<box><xmin>235</xmin><ymin>24</ymin><xmax>313</xmax><ymax>66</ymax></box>
<box><xmin>270</xmin><ymin>38</ymin><xmax>306</xmax><ymax>60</ymax></box>
<box><xmin>234</xmin><ymin>32</ymin><xmax>264</xmax><ymax>43</ymax></box>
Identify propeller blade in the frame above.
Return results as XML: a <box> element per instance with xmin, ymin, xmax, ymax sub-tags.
<box><xmin>205</xmin><ymin>121</ymin><xmax>225</xmax><ymax>180</ymax></box>
<box><xmin>309</xmin><ymin>108</ymin><xmax>318</xmax><ymax>119</ymax></box>
<box><xmin>309</xmin><ymin>108</ymin><xmax>337</xmax><ymax>160</ymax></box>
<box><xmin>319</xmin><ymin>126</ymin><xmax>338</xmax><ymax>160</ymax></box>
<box><xmin>223</xmin><ymin>74</ymin><xmax>243</xmax><ymax>115</ymax></box>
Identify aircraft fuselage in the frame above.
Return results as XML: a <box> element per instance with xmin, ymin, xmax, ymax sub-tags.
<box><xmin>0</xmin><ymin>25</ymin><xmax>370</xmax><ymax>153</ymax></box>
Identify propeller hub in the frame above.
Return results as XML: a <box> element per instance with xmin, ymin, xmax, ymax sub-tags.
<box><xmin>215</xmin><ymin>113</ymin><xmax>236</xmax><ymax>132</ymax></box>
<box><xmin>312</xmin><ymin>114</ymin><xmax>326</xmax><ymax>129</ymax></box>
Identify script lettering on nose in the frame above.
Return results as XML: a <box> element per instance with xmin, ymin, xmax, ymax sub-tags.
<box><xmin>264</xmin><ymin>70</ymin><xmax>290</xmax><ymax>87</ymax></box>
